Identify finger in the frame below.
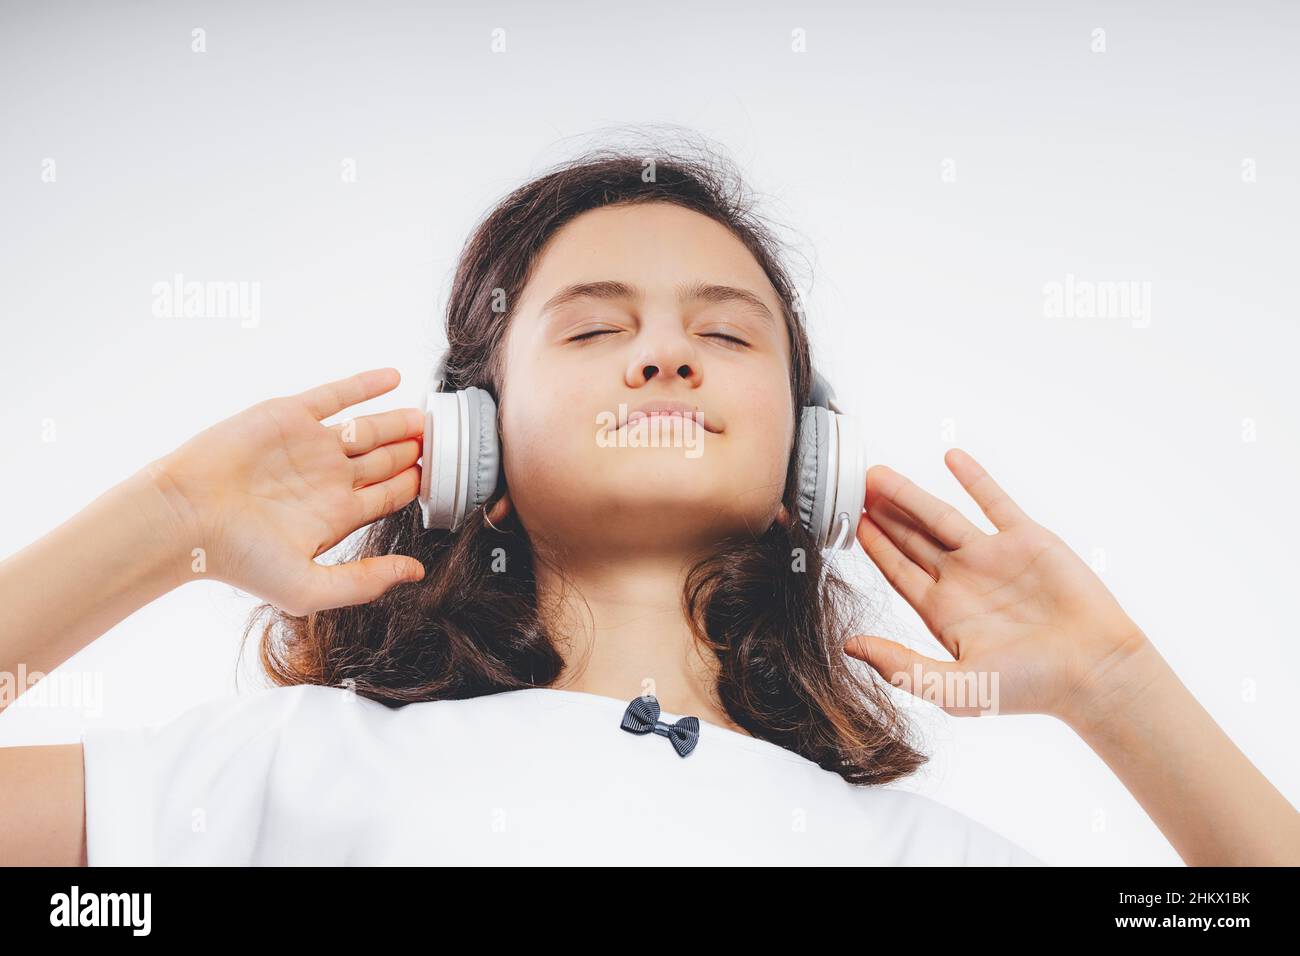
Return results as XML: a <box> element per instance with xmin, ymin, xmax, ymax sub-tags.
<box><xmin>351</xmin><ymin>438</ymin><xmax>422</xmax><ymax>489</ymax></box>
<box><xmin>855</xmin><ymin>508</ymin><xmax>936</xmax><ymax>608</ymax></box>
<box><xmin>328</xmin><ymin>407</ymin><xmax>424</xmax><ymax>456</ymax></box>
<box><xmin>867</xmin><ymin>464</ymin><xmax>982</xmax><ymax>550</ymax></box>
<box><xmin>353</xmin><ymin>463</ymin><xmax>421</xmax><ymax>526</ymax></box>
<box><xmin>299</xmin><ymin>554</ymin><xmax>426</xmax><ymax>612</ymax></box>
<box><xmin>943</xmin><ymin>448</ymin><xmax>1030</xmax><ymax>531</ymax></box>
<box><xmin>844</xmin><ymin>634</ymin><xmax>964</xmax><ymax>710</ymax></box>
<box><xmin>297</xmin><ymin>368</ymin><xmax>401</xmax><ymax>422</ymax></box>
<box><xmin>866</xmin><ymin>497</ymin><xmax>946</xmax><ymax>580</ymax></box>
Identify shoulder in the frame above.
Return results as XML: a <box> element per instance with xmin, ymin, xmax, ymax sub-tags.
<box><xmin>81</xmin><ymin>683</ymin><xmax>367</xmax><ymax>802</ymax></box>
<box><xmin>97</xmin><ymin>683</ymin><xmax>355</xmax><ymax>744</ymax></box>
<box><xmin>79</xmin><ymin>684</ymin><xmax>374</xmax><ymax>866</ymax></box>
<box><xmin>851</xmin><ymin>786</ymin><xmax>1047</xmax><ymax>866</ymax></box>
<box><xmin>80</xmin><ymin>683</ymin><xmax>346</xmax><ymax>766</ymax></box>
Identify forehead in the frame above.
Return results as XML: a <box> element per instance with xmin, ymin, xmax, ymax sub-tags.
<box><xmin>514</xmin><ymin>203</ymin><xmax>786</xmax><ymax>319</ymax></box>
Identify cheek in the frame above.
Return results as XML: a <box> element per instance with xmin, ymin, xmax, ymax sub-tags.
<box><xmin>743</xmin><ymin>408</ymin><xmax>795</xmax><ymax>488</ymax></box>
<box><xmin>499</xmin><ymin>388</ymin><xmax>603</xmax><ymax>484</ymax></box>
<box><xmin>729</xmin><ymin>385</ymin><xmax>794</xmax><ymax>464</ymax></box>
<box><xmin>710</xmin><ymin>396</ymin><xmax>795</xmax><ymax>521</ymax></box>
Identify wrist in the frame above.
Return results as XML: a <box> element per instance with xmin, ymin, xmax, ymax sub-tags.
<box><xmin>1053</xmin><ymin>627</ymin><xmax>1174</xmax><ymax>740</ymax></box>
<box><xmin>132</xmin><ymin>456</ymin><xmax>204</xmax><ymax>592</ymax></box>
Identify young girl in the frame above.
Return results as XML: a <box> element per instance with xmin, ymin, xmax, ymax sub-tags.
<box><xmin>2</xmin><ymin>146</ymin><xmax>1296</xmax><ymax>866</ymax></box>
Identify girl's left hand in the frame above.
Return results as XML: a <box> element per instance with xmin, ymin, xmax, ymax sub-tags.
<box><xmin>844</xmin><ymin>448</ymin><xmax>1149</xmax><ymax>722</ymax></box>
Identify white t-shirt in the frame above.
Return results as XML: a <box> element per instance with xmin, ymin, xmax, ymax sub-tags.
<box><xmin>80</xmin><ymin>683</ymin><xmax>1045</xmax><ymax>866</ymax></box>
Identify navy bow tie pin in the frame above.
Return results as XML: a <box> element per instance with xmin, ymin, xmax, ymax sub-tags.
<box><xmin>619</xmin><ymin>694</ymin><xmax>701</xmax><ymax>757</ymax></box>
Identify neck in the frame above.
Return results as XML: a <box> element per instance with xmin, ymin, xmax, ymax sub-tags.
<box><xmin>533</xmin><ymin>544</ymin><xmax>750</xmax><ymax>737</ymax></box>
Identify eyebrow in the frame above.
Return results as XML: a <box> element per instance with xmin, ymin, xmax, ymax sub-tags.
<box><xmin>539</xmin><ymin>280</ymin><xmax>778</xmax><ymax>330</ymax></box>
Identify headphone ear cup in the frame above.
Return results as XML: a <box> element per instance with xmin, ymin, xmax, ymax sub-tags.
<box><xmin>794</xmin><ymin>405</ymin><xmax>833</xmax><ymax>547</ymax></box>
<box><xmin>794</xmin><ymin>405</ymin><xmax>867</xmax><ymax>551</ymax></box>
<box><xmin>828</xmin><ymin>413</ymin><xmax>866</xmax><ymax>552</ymax></box>
<box><xmin>464</xmin><ymin>386</ymin><xmax>500</xmax><ymax>515</ymax></box>
<box><xmin>419</xmin><ymin>385</ymin><xmax>501</xmax><ymax>532</ymax></box>
<box><xmin>419</xmin><ymin>390</ymin><xmax>455</xmax><ymax>530</ymax></box>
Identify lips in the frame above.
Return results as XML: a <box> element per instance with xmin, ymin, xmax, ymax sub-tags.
<box><xmin>618</xmin><ymin>401</ymin><xmax>722</xmax><ymax>434</ymax></box>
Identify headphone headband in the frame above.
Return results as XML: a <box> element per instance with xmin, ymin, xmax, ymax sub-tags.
<box><xmin>808</xmin><ymin>367</ymin><xmax>841</xmax><ymax>414</ymax></box>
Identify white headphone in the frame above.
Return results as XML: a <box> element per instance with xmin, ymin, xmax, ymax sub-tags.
<box><xmin>417</xmin><ymin>352</ymin><xmax>866</xmax><ymax>551</ymax></box>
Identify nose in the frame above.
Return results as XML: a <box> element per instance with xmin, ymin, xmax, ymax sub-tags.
<box><xmin>627</xmin><ymin>336</ymin><xmax>701</xmax><ymax>389</ymax></box>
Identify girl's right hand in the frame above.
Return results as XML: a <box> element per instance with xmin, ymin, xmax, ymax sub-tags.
<box><xmin>146</xmin><ymin>367</ymin><xmax>427</xmax><ymax>616</ymax></box>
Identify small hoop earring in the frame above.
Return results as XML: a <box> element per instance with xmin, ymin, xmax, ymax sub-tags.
<box><xmin>482</xmin><ymin>502</ymin><xmax>505</xmax><ymax>533</ymax></box>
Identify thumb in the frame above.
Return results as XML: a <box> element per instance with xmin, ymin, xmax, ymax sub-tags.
<box><xmin>299</xmin><ymin>555</ymin><xmax>426</xmax><ymax>613</ymax></box>
<box><xmin>844</xmin><ymin>634</ymin><xmax>961</xmax><ymax>707</ymax></box>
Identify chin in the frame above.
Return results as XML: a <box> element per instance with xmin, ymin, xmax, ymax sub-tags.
<box><xmin>593</xmin><ymin>449</ymin><xmax>726</xmax><ymax>484</ymax></box>
<box><xmin>596</xmin><ymin>456</ymin><xmax>724</xmax><ymax>491</ymax></box>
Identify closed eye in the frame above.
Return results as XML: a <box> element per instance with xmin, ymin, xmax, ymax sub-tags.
<box><xmin>706</xmin><ymin>332</ymin><xmax>750</xmax><ymax>348</ymax></box>
<box><xmin>569</xmin><ymin>329</ymin><xmax>618</xmax><ymax>342</ymax></box>
<box><xmin>567</xmin><ymin>329</ymin><xmax>750</xmax><ymax>348</ymax></box>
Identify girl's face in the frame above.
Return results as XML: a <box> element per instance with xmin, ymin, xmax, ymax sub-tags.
<box><xmin>499</xmin><ymin>202</ymin><xmax>795</xmax><ymax>552</ymax></box>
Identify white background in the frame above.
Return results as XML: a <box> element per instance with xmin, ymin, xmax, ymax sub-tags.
<box><xmin>1</xmin><ymin>0</ymin><xmax>1296</xmax><ymax>865</ymax></box>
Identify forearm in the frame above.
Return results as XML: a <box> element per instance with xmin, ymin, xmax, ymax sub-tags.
<box><xmin>1062</xmin><ymin>635</ymin><xmax>1300</xmax><ymax>865</ymax></box>
<box><xmin>0</xmin><ymin>462</ymin><xmax>188</xmax><ymax>713</ymax></box>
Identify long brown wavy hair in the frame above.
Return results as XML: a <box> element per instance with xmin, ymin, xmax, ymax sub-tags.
<box><xmin>240</xmin><ymin>129</ymin><xmax>928</xmax><ymax>785</ymax></box>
